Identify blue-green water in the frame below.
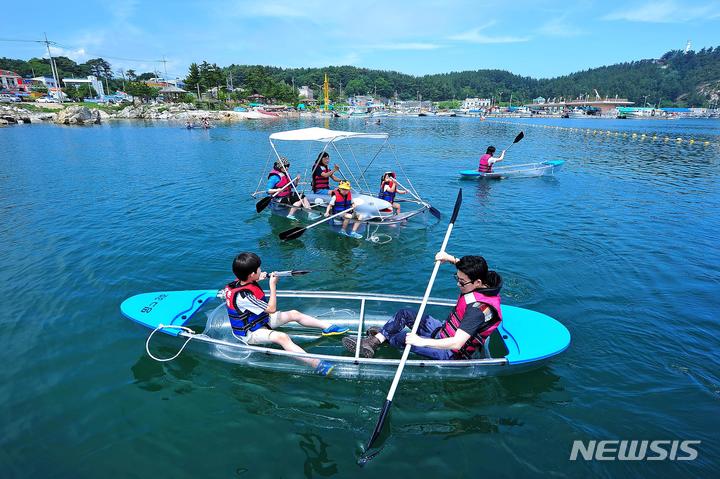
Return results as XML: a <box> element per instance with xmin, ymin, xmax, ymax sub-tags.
<box><xmin>1</xmin><ymin>117</ymin><xmax>719</xmax><ymax>478</ymax></box>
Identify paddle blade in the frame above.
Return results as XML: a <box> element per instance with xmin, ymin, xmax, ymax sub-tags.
<box><xmin>290</xmin><ymin>269</ymin><xmax>311</xmax><ymax>276</ymax></box>
<box><xmin>360</xmin><ymin>399</ymin><xmax>393</xmax><ymax>465</ymax></box>
<box><xmin>449</xmin><ymin>189</ymin><xmax>462</xmax><ymax>224</ymax></box>
<box><xmin>255</xmin><ymin>196</ymin><xmax>272</xmax><ymax>213</ymax></box>
<box><xmin>513</xmin><ymin>131</ymin><xmax>525</xmax><ymax>144</ymax></box>
<box><xmin>279</xmin><ymin>227</ymin><xmax>306</xmax><ymax>241</ymax></box>
<box><xmin>428</xmin><ymin>205</ymin><xmax>442</xmax><ymax>220</ymax></box>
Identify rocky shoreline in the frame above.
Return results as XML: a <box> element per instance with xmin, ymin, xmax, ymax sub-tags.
<box><xmin>0</xmin><ymin>103</ymin><xmax>297</xmax><ymax>126</ymax></box>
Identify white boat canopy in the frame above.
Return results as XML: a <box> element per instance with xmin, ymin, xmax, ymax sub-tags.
<box><xmin>269</xmin><ymin>127</ymin><xmax>388</xmax><ymax>142</ymax></box>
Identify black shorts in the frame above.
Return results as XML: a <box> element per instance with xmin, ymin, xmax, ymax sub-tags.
<box><xmin>277</xmin><ymin>192</ymin><xmax>303</xmax><ymax>205</ymax></box>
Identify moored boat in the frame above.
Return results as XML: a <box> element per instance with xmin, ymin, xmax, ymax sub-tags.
<box><xmin>122</xmin><ymin>289</ymin><xmax>571</xmax><ymax>380</ymax></box>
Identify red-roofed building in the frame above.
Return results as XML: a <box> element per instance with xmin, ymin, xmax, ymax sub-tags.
<box><xmin>0</xmin><ymin>69</ymin><xmax>29</xmax><ymax>93</ymax></box>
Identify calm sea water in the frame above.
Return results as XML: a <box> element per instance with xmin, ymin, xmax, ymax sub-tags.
<box><xmin>1</xmin><ymin>117</ymin><xmax>719</xmax><ymax>478</ymax></box>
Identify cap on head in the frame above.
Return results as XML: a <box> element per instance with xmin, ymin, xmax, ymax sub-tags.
<box><xmin>338</xmin><ymin>180</ymin><xmax>351</xmax><ymax>190</ymax></box>
<box><xmin>384</xmin><ymin>171</ymin><xmax>396</xmax><ymax>178</ymax></box>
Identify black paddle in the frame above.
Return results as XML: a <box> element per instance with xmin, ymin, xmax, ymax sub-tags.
<box><xmin>505</xmin><ymin>131</ymin><xmax>524</xmax><ymax>152</ymax></box>
<box><xmin>279</xmin><ymin>206</ymin><xmax>357</xmax><ymax>241</ymax></box>
<box><xmin>359</xmin><ymin>189</ymin><xmax>463</xmax><ymax>465</ymax></box>
<box><xmin>255</xmin><ymin>181</ymin><xmax>294</xmax><ymax>213</ymax></box>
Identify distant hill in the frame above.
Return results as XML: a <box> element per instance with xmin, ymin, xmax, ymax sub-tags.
<box><xmin>3</xmin><ymin>46</ymin><xmax>719</xmax><ymax>107</ymax></box>
<box><xmin>226</xmin><ymin>46</ymin><xmax>720</xmax><ymax>107</ymax></box>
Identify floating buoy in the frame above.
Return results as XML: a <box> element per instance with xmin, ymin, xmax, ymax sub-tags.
<box><xmin>632</xmin><ymin>133</ymin><xmax>637</xmax><ymax>137</ymax></box>
<box><xmin>689</xmin><ymin>139</ymin><xmax>695</xmax><ymax>144</ymax></box>
<box><xmin>676</xmin><ymin>137</ymin><xmax>683</xmax><ymax>142</ymax></box>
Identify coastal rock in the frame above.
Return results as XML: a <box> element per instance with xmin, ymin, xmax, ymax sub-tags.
<box><xmin>0</xmin><ymin>105</ymin><xmax>38</xmax><ymax>124</ymax></box>
<box><xmin>55</xmin><ymin>106</ymin><xmax>101</xmax><ymax>125</ymax></box>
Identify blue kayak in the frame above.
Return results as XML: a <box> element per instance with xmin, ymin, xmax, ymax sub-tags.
<box><xmin>460</xmin><ymin>160</ymin><xmax>565</xmax><ymax>179</ymax></box>
<box><xmin>122</xmin><ymin>289</ymin><xmax>570</xmax><ymax>380</ymax></box>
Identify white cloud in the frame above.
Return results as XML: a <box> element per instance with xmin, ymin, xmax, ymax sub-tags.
<box><xmin>537</xmin><ymin>16</ymin><xmax>585</xmax><ymax>37</ymax></box>
<box><xmin>48</xmin><ymin>46</ymin><xmax>90</xmax><ymax>63</ymax></box>
<box><xmin>449</xmin><ymin>22</ymin><xmax>530</xmax><ymax>44</ymax></box>
<box><xmin>602</xmin><ymin>0</ymin><xmax>720</xmax><ymax>23</ymax></box>
<box><xmin>366</xmin><ymin>42</ymin><xmax>442</xmax><ymax>51</ymax></box>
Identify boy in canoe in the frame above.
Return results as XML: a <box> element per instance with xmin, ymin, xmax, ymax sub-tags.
<box><xmin>224</xmin><ymin>252</ymin><xmax>349</xmax><ymax>376</ymax></box>
<box><xmin>324</xmin><ymin>180</ymin><xmax>363</xmax><ymax>239</ymax></box>
<box><xmin>478</xmin><ymin>146</ymin><xmax>505</xmax><ymax>173</ymax></box>
<box><xmin>343</xmin><ymin>251</ymin><xmax>503</xmax><ymax>359</ymax></box>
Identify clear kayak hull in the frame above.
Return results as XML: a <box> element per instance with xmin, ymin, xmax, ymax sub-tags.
<box><xmin>121</xmin><ymin>289</ymin><xmax>571</xmax><ymax>380</ymax></box>
<box><xmin>459</xmin><ymin>160</ymin><xmax>565</xmax><ymax>179</ymax></box>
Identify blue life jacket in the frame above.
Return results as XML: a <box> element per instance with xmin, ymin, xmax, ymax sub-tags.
<box><xmin>223</xmin><ymin>281</ymin><xmax>270</xmax><ymax>338</ymax></box>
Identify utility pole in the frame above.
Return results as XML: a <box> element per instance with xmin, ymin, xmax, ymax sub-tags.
<box><xmin>43</xmin><ymin>33</ymin><xmax>61</xmax><ymax>100</ymax></box>
<box><xmin>161</xmin><ymin>56</ymin><xmax>168</xmax><ymax>80</ymax></box>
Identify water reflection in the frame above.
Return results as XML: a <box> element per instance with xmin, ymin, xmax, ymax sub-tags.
<box><xmin>298</xmin><ymin>433</ymin><xmax>338</xmax><ymax>478</ymax></box>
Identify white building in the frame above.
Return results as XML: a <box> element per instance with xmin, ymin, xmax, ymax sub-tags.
<box><xmin>462</xmin><ymin>98</ymin><xmax>491</xmax><ymax>109</ymax></box>
<box><xmin>31</xmin><ymin>76</ymin><xmax>59</xmax><ymax>89</ymax></box>
<box><xmin>298</xmin><ymin>85</ymin><xmax>313</xmax><ymax>100</ymax></box>
<box><xmin>62</xmin><ymin>75</ymin><xmax>105</xmax><ymax>97</ymax></box>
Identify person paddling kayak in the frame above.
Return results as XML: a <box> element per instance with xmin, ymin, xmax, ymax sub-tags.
<box><xmin>224</xmin><ymin>252</ymin><xmax>349</xmax><ymax>376</ymax></box>
<box><xmin>343</xmin><ymin>251</ymin><xmax>503</xmax><ymax>359</ymax></box>
<box><xmin>478</xmin><ymin>146</ymin><xmax>505</xmax><ymax>173</ymax></box>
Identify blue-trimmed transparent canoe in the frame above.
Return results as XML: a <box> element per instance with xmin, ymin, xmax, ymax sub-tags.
<box><xmin>459</xmin><ymin>160</ymin><xmax>565</xmax><ymax>179</ymax></box>
<box><xmin>121</xmin><ymin>289</ymin><xmax>571</xmax><ymax>380</ymax></box>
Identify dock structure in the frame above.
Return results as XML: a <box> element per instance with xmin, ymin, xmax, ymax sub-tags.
<box><xmin>526</xmin><ymin>98</ymin><xmax>634</xmax><ymax>114</ymax></box>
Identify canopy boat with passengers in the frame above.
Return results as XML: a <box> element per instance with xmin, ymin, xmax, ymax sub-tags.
<box><xmin>121</xmin><ymin>288</ymin><xmax>570</xmax><ymax>380</ymax></box>
<box><xmin>252</xmin><ymin>127</ymin><xmax>440</xmax><ymax>243</ymax></box>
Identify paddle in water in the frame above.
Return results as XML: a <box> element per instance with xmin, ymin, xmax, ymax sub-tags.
<box><xmin>358</xmin><ymin>189</ymin><xmax>463</xmax><ymax>465</ymax></box>
<box><xmin>255</xmin><ymin>181</ymin><xmax>295</xmax><ymax>213</ymax></box>
<box><xmin>279</xmin><ymin>206</ymin><xmax>357</xmax><ymax>241</ymax></box>
<box><xmin>392</xmin><ymin>178</ymin><xmax>442</xmax><ymax>220</ymax></box>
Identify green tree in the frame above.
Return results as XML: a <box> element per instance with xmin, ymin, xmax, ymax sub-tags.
<box><xmin>125</xmin><ymin>82</ymin><xmax>160</xmax><ymax>103</ymax></box>
<box><xmin>185</xmin><ymin>63</ymin><xmax>201</xmax><ymax>93</ymax></box>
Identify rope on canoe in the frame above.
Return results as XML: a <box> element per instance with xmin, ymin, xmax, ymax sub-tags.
<box><xmin>145</xmin><ymin>324</ymin><xmax>196</xmax><ymax>362</ymax></box>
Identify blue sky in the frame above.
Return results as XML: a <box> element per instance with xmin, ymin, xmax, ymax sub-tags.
<box><xmin>2</xmin><ymin>0</ymin><xmax>719</xmax><ymax>79</ymax></box>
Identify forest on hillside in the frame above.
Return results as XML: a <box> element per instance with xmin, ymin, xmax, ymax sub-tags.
<box><xmin>2</xmin><ymin>46</ymin><xmax>718</xmax><ymax>107</ymax></box>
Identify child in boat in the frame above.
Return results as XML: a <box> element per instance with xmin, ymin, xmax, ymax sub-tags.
<box><xmin>343</xmin><ymin>252</ymin><xmax>503</xmax><ymax>359</ymax></box>
<box><xmin>223</xmin><ymin>252</ymin><xmax>349</xmax><ymax>376</ymax></box>
<box><xmin>378</xmin><ymin>171</ymin><xmax>407</xmax><ymax>214</ymax></box>
<box><xmin>324</xmin><ymin>181</ymin><xmax>363</xmax><ymax>239</ymax></box>
<box><xmin>267</xmin><ymin>157</ymin><xmax>320</xmax><ymax>220</ymax></box>
<box><xmin>478</xmin><ymin>146</ymin><xmax>505</xmax><ymax>173</ymax></box>
<box><xmin>311</xmin><ymin>151</ymin><xmax>341</xmax><ymax>194</ymax></box>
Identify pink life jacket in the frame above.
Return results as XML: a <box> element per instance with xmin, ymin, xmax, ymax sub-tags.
<box><xmin>438</xmin><ymin>288</ymin><xmax>502</xmax><ymax>359</ymax></box>
<box><xmin>268</xmin><ymin>169</ymin><xmax>291</xmax><ymax>197</ymax></box>
<box><xmin>479</xmin><ymin>154</ymin><xmax>493</xmax><ymax>173</ymax></box>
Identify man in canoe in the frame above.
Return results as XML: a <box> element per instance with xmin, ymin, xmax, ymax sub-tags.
<box><xmin>343</xmin><ymin>252</ymin><xmax>503</xmax><ymax>359</ymax></box>
<box><xmin>478</xmin><ymin>146</ymin><xmax>505</xmax><ymax>173</ymax></box>
<box><xmin>324</xmin><ymin>180</ymin><xmax>363</xmax><ymax>239</ymax></box>
<box><xmin>224</xmin><ymin>252</ymin><xmax>349</xmax><ymax>376</ymax></box>
<box><xmin>267</xmin><ymin>157</ymin><xmax>320</xmax><ymax>220</ymax></box>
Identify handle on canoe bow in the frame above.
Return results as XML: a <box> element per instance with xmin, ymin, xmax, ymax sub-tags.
<box><xmin>360</xmin><ymin>189</ymin><xmax>462</xmax><ymax>464</ymax></box>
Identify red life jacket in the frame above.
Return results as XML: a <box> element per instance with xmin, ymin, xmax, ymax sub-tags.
<box><xmin>312</xmin><ymin>164</ymin><xmax>330</xmax><ymax>192</ymax></box>
<box><xmin>438</xmin><ymin>282</ymin><xmax>503</xmax><ymax>359</ymax></box>
<box><xmin>479</xmin><ymin>154</ymin><xmax>493</xmax><ymax>173</ymax></box>
<box><xmin>223</xmin><ymin>280</ymin><xmax>270</xmax><ymax>338</ymax></box>
<box><xmin>332</xmin><ymin>189</ymin><xmax>353</xmax><ymax>213</ymax></box>
<box><xmin>378</xmin><ymin>179</ymin><xmax>396</xmax><ymax>203</ymax></box>
<box><xmin>268</xmin><ymin>168</ymin><xmax>291</xmax><ymax>197</ymax></box>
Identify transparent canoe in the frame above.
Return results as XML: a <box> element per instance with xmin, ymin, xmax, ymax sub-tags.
<box><xmin>121</xmin><ymin>289</ymin><xmax>570</xmax><ymax>380</ymax></box>
<box><xmin>459</xmin><ymin>160</ymin><xmax>565</xmax><ymax>179</ymax></box>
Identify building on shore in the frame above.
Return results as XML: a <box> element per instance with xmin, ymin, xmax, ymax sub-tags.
<box><xmin>298</xmin><ymin>85</ymin><xmax>314</xmax><ymax>100</ymax></box>
<box><xmin>462</xmin><ymin>98</ymin><xmax>491</xmax><ymax>109</ymax></box>
<box><xmin>1</xmin><ymin>69</ymin><xmax>29</xmax><ymax>93</ymax></box>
